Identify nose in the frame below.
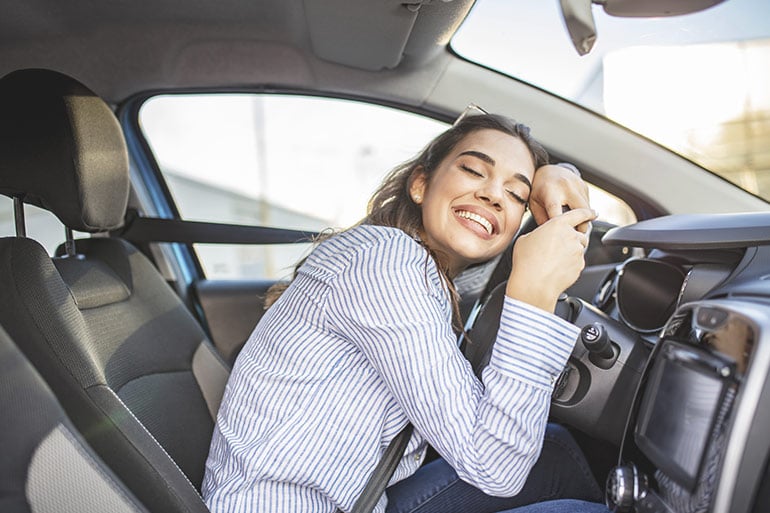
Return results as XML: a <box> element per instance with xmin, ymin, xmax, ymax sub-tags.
<box><xmin>476</xmin><ymin>181</ymin><xmax>504</xmax><ymax>210</ymax></box>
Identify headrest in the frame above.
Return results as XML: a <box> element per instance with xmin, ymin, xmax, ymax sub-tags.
<box><xmin>0</xmin><ymin>69</ymin><xmax>129</xmax><ymax>232</ymax></box>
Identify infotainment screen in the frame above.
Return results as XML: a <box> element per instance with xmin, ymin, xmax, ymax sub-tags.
<box><xmin>635</xmin><ymin>342</ymin><xmax>727</xmax><ymax>490</ymax></box>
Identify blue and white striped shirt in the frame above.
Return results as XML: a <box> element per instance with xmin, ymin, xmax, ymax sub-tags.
<box><xmin>202</xmin><ymin>224</ymin><xmax>579</xmax><ymax>513</ymax></box>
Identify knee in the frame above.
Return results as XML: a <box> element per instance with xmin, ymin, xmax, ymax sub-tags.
<box><xmin>540</xmin><ymin>423</ymin><xmax>589</xmax><ymax>472</ymax></box>
<box><xmin>543</xmin><ymin>423</ymin><xmax>578</xmax><ymax>451</ymax></box>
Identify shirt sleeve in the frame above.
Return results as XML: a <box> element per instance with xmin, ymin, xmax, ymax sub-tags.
<box><xmin>326</xmin><ymin>232</ymin><xmax>579</xmax><ymax>496</ymax></box>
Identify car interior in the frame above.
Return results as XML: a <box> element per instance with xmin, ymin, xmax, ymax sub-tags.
<box><xmin>1</xmin><ymin>1</ymin><xmax>769</xmax><ymax>513</ymax></box>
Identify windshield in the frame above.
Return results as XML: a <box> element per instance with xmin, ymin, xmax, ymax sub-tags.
<box><xmin>452</xmin><ymin>0</ymin><xmax>770</xmax><ymax>202</ymax></box>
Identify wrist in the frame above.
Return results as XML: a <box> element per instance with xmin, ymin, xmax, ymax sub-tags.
<box><xmin>505</xmin><ymin>274</ymin><xmax>558</xmax><ymax>313</ymax></box>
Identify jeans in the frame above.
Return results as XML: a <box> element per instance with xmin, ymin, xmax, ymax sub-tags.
<box><xmin>384</xmin><ymin>424</ymin><xmax>608</xmax><ymax>513</ymax></box>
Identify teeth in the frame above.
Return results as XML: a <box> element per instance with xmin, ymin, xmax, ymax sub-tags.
<box><xmin>457</xmin><ymin>210</ymin><xmax>493</xmax><ymax>235</ymax></box>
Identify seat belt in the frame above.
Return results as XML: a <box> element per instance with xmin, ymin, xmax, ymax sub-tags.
<box><xmin>349</xmin><ymin>423</ymin><xmax>414</xmax><ymax>513</ymax></box>
<box><xmin>114</xmin><ymin>210</ymin><xmax>317</xmax><ymax>245</ymax></box>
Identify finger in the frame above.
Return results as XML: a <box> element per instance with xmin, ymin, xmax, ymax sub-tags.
<box><xmin>568</xmin><ymin>194</ymin><xmax>591</xmax><ymax>211</ymax></box>
<box><xmin>551</xmin><ymin>189</ymin><xmax>589</xmax><ymax>218</ymax></box>
<box><xmin>529</xmin><ymin>202</ymin><xmax>549</xmax><ymax>226</ymax></box>
<box><xmin>578</xmin><ymin>231</ymin><xmax>589</xmax><ymax>249</ymax></box>
<box><xmin>555</xmin><ymin>207</ymin><xmax>597</xmax><ymax>229</ymax></box>
<box><xmin>566</xmin><ymin>232</ymin><xmax>588</xmax><ymax>257</ymax></box>
<box><xmin>544</xmin><ymin>201</ymin><xmax>566</xmax><ymax>221</ymax></box>
<box><xmin>576</xmin><ymin>220</ymin><xmax>592</xmax><ymax>234</ymax></box>
<box><xmin>561</xmin><ymin>205</ymin><xmax>592</xmax><ymax>236</ymax></box>
<box><xmin>561</xmin><ymin>182</ymin><xmax>591</xmax><ymax>211</ymax></box>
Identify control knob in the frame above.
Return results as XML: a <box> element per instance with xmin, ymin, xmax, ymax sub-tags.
<box><xmin>580</xmin><ymin>322</ymin><xmax>617</xmax><ymax>368</ymax></box>
<box><xmin>606</xmin><ymin>464</ymin><xmax>648</xmax><ymax>513</ymax></box>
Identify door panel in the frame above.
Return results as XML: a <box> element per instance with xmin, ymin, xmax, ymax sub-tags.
<box><xmin>193</xmin><ymin>279</ymin><xmax>275</xmax><ymax>365</ymax></box>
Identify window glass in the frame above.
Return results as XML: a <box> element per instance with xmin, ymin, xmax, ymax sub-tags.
<box><xmin>452</xmin><ymin>0</ymin><xmax>770</xmax><ymax>201</ymax></box>
<box><xmin>139</xmin><ymin>95</ymin><xmax>447</xmax><ymax>279</ymax></box>
<box><xmin>139</xmin><ymin>94</ymin><xmax>636</xmax><ymax>280</ymax></box>
<box><xmin>588</xmin><ymin>185</ymin><xmax>636</xmax><ymax>227</ymax></box>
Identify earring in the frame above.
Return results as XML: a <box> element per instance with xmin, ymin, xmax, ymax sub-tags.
<box><xmin>413</xmin><ymin>195</ymin><xmax>422</xmax><ymax>203</ymax></box>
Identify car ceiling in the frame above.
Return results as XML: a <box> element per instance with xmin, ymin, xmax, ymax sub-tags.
<box><xmin>0</xmin><ymin>0</ymin><xmax>473</xmax><ymax>104</ymax></box>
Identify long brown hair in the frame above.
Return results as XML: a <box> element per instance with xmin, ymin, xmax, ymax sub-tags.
<box><xmin>265</xmin><ymin>113</ymin><xmax>549</xmax><ymax>333</ymax></box>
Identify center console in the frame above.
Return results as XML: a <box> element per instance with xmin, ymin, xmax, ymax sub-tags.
<box><xmin>607</xmin><ymin>300</ymin><xmax>770</xmax><ymax>513</ymax></box>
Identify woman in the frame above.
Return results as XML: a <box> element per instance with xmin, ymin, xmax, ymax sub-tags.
<box><xmin>203</xmin><ymin>113</ymin><xmax>607</xmax><ymax>513</ymax></box>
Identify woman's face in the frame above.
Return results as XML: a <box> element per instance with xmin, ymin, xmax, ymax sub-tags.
<box><xmin>410</xmin><ymin>129</ymin><xmax>535</xmax><ymax>275</ymax></box>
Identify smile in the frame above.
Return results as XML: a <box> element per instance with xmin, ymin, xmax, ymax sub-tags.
<box><xmin>455</xmin><ymin>210</ymin><xmax>494</xmax><ymax>236</ymax></box>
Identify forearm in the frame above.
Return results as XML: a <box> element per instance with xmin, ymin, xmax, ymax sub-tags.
<box><xmin>390</xmin><ymin>299</ymin><xmax>579</xmax><ymax>496</ymax></box>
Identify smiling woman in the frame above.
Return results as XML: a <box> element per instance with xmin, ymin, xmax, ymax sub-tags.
<box><xmin>202</xmin><ymin>113</ymin><xmax>604</xmax><ymax>513</ymax></box>
<box><xmin>3</xmin><ymin>1</ymin><xmax>770</xmax><ymax>513</ymax></box>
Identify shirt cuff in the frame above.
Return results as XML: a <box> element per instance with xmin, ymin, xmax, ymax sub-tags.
<box><xmin>556</xmin><ymin>162</ymin><xmax>581</xmax><ymax>177</ymax></box>
<box><xmin>488</xmin><ymin>296</ymin><xmax>580</xmax><ymax>390</ymax></box>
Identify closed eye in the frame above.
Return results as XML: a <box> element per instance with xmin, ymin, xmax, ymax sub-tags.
<box><xmin>460</xmin><ymin>164</ymin><xmax>483</xmax><ymax>177</ymax></box>
<box><xmin>507</xmin><ymin>190</ymin><xmax>529</xmax><ymax>207</ymax></box>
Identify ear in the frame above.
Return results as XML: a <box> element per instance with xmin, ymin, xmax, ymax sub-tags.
<box><xmin>408</xmin><ymin>167</ymin><xmax>427</xmax><ymax>205</ymax></box>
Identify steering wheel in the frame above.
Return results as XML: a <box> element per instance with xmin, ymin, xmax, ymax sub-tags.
<box><xmin>461</xmin><ymin>256</ymin><xmax>648</xmax><ymax>446</ymax></box>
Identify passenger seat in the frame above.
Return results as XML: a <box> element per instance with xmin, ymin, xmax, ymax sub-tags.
<box><xmin>0</xmin><ymin>325</ymin><xmax>149</xmax><ymax>513</ymax></box>
<box><xmin>0</xmin><ymin>69</ymin><xmax>227</xmax><ymax>513</ymax></box>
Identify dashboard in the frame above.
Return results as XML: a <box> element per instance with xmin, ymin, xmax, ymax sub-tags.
<box><xmin>598</xmin><ymin>212</ymin><xmax>770</xmax><ymax>339</ymax></box>
<box><xmin>581</xmin><ymin>212</ymin><xmax>770</xmax><ymax>513</ymax></box>
<box><xmin>465</xmin><ymin>211</ymin><xmax>770</xmax><ymax>513</ymax></box>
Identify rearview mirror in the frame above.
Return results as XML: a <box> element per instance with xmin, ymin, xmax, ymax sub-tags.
<box><xmin>559</xmin><ymin>0</ymin><xmax>728</xmax><ymax>56</ymax></box>
<box><xmin>559</xmin><ymin>0</ymin><xmax>597</xmax><ymax>56</ymax></box>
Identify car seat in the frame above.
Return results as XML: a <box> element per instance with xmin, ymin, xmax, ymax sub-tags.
<box><xmin>0</xmin><ymin>68</ymin><xmax>227</xmax><ymax>512</ymax></box>
<box><xmin>0</xmin><ymin>324</ymin><xmax>150</xmax><ymax>513</ymax></box>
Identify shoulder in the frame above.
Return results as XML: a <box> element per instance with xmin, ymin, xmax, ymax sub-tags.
<box><xmin>306</xmin><ymin>225</ymin><xmax>443</xmax><ymax>290</ymax></box>
<box><xmin>334</xmin><ymin>224</ymin><xmax>418</xmax><ymax>249</ymax></box>
<box><xmin>324</xmin><ymin>226</ymin><xmax>452</xmax><ymax>319</ymax></box>
<box><xmin>312</xmin><ymin>225</ymin><xmax>427</xmax><ymax>269</ymax></box>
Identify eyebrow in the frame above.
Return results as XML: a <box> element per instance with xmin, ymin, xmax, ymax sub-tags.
<box><xmin>458</xmin><ymin>150</ymin><xmax>533</xmax><ymax>191</ymax></box>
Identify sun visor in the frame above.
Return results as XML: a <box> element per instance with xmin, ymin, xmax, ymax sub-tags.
<box><xmin>303</xmin><ymin>0</ymin><xmax>473</xmax><ymax>70</ymax></box>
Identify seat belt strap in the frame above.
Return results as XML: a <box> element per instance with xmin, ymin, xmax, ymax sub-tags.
<box><xmin>114</xmin><ymin>210</ymin><xmax>317</xmax><ymax>245</ymax></box>
<box><xmin>349</xmin><ymin>423</ymin><xmax>414</xmax><ymax>513</ymax></box>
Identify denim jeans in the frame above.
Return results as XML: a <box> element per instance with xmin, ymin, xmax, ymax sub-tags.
<box><xmin>384</xmin><ymin>424</ymin><xmax>608</xmax><ymax>513</ymax></box>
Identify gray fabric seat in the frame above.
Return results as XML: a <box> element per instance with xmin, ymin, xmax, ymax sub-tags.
<box><xmin>0</xmin><ymin>69</ymin><xmax>228</xmax><ymax>513</ymax></box>
<box><xmin>0</xmin><ymin>325</ymin><xmax>150</xmax><ymax>513</ymax></box>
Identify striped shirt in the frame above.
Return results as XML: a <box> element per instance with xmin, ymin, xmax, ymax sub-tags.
<box><xmin>202</xmin><ymin>224</ymin><xmax>579</xmax><ymax>513</ymax></box>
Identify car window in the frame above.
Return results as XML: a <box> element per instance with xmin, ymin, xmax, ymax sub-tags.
<box><xmin>139</xmin><ymin>95</ymin><xmax>448</xmax><ymax>280</ymax></box>
<box><xmin>138</xmin><ymin>94</ymin><xmax>636</xmax><ymax>280</ymax></box>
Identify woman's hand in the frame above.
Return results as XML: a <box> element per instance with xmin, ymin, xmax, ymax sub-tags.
<box><xmin>506</xmin><ymin>208</ymin><xmax>597</xmax><ymax>313</ymax></box>
<box><xmin>530</xmin><ymin>164</ymin><xmax>591</xmax><ymax>233</ymax></box>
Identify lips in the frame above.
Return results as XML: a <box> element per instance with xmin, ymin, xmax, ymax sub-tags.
<box><xmin>453</xmin><ymin>207</ymin><xmax>498</xmax><ymax>236</ymax></box>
